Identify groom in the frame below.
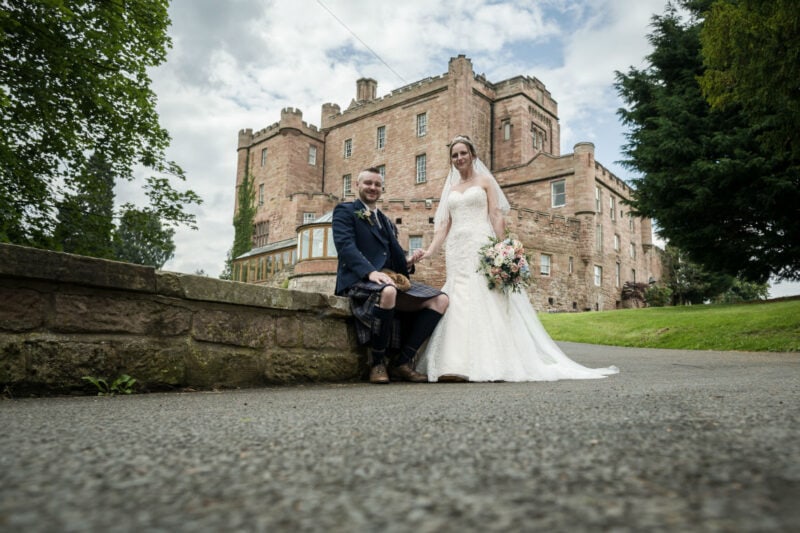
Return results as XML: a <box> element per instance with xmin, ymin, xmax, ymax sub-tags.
<box><xmin>332</xmin><ymin>167</ymin><xmax>448</xmax><ymax>384</ymax></box>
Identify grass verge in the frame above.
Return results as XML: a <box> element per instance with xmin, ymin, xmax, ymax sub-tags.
<box><xmin>537</xmin><ymin>299</ymin><xmax>800</xmax><ymax>352</ymax></box>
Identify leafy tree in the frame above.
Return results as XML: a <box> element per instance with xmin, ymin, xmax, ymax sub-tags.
<box><xmin>712</xmin><ymin>278</ymin><xmax>768</xmax><ymax>304</ymax></box>
<box><xmin>218</xmin><ymin>248</ymin><xmax>233</xmax><ymax>280</ymax></box>
<box><xmin>53</xmin><ymin>152</ymin><xmax>115</xmax><ymax>258</ymax></box>
<box><xmin>661</xmin><ymin>244</ymin><xmax>734</xmax><ymax>305</ymax></box>
<box><xmin>112</xmin><ymin>208</ymin><xmax>175</xmax><ymax>268</ymax></box>
<box><xmin>698</xmin><ymin>0</ymin><xmax>800</xmax><ymax>283</ymax></box>
<box><xmin>615</xmin><ymin>1</ymin><xmax>799</xmax><ymax>284</ymax></box>
<box><xmin>0</xmin><ymin>0</ymin><xmax>201</xmax><ymax>246</ymax></box>
<box><xmin>699</xmin><ymin>0</ymin><xmax>800</xmax><ymax>160</ymax></box>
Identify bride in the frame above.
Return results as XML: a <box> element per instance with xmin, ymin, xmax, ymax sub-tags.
<box><xmin>415</xmin><ymin>135</ymin><xmax>619</xmax><ymax>382</ymax></box>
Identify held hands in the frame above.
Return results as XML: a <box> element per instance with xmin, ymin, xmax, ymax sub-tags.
<box><xmin>406</xmin><ymin>248</ymin><xmax>425</xmax><ymax>267</ymax></box>
<box><xmin>415</xmin><ymin>248</ymin><xmax>433</xmax><ymax>262</ymax></box>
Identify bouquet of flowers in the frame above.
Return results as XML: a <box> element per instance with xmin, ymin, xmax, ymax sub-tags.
<box><xmin>477</xmin><ymin>233</ymin><xmax>531</xmax><ymax>294</ymax></box>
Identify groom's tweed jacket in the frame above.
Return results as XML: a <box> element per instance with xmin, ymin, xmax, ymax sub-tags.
<box><xmin>332</xmin><ymin>199</ymin><xmax>412</xmax><ymax>296</ymax></box>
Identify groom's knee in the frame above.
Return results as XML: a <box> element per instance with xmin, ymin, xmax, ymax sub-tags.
<box><xmin>378</xmin><ymin>285</ymin><xmax>397</xmax><ymax>308</ymax></box>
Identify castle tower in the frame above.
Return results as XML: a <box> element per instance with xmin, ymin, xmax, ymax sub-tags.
<box><xmin>235</xmin><ymin>107</ymin><xmax>330</xmax><ymax>247</ymax></box>
<box><xmin>447</xmin><ymin>55</ymin><xmax>474</xmax><ymax>141</ymax></box>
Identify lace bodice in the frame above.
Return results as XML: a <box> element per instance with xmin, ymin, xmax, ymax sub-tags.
<box><xmin>444</xmin><ymin>186</ymin><xmax>495</xmax><ymax>277</ymax></box>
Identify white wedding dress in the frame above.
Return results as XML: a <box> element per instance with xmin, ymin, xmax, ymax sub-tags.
<box><xmin>416</xmin><ymin>186</ymin><xmax>619</xmax><ymax>382</ymax></box>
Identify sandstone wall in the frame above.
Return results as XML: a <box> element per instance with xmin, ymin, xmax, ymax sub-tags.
<box><xmin>0</xmin><ymin>244</ymin><xmax>361</xmax><ymax>396</ymax></box>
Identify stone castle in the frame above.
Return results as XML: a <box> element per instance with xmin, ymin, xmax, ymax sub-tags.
<box><xmin>231</xmin><ymin>55</ymin><xmax>662</xmax><ymax>311</ymax></box>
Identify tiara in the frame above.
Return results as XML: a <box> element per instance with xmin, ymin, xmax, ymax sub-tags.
<box><xmin>449</xmin><ymin>135</ymin><xmax>474</xmax><ymax>146</ymax></box>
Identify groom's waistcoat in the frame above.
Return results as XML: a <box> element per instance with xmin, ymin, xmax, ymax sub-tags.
<box><xmin>332</xmin><ymin>200</ymin><xmax>410</xmax><ymax>296</ymax></box>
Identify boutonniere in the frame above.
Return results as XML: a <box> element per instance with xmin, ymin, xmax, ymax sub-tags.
<box><xmin>355</xmin><ymin>207</ymin><xmax>374</xmax><ymax>225</ymax></box>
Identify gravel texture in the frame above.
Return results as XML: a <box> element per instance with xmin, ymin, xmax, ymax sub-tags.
<box><xmin>1</xmin><ymin>342</ymin><xmax>798</xmax><ymax>532</ymax></box>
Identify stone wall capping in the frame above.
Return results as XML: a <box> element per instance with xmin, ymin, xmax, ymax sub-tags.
<box><xmin>0</xmin><ymin>243</ymin><xmax>155</xmax><ymax>293</ymax></box>
<box><xmin>155</xmin><ymin>271</ymin><xmax>349</xmax><ymax>317</ymax></box>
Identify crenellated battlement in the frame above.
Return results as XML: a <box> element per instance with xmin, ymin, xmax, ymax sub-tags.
<box><xmin>321</xmin><ymin>73</ymin><xmax>449</xmax><ymax>128</ymax></box>
<box><xmin>238</xmin><ymin>108</ymin><xmax>323</xmax><ymax>148</ymax></box>
<box><xmin>510</xmin><ymin>207</ymin><xmax>581</xmax><ymax>230</ymax></box>
<box><xmin>288</xmin><ymin>192</ymin><xmax>339</xmax><ymax>202</ymax></box>
<box><xmin>374</xmin><ymin>197</ymin><xmax>581</xmax><ymax>231</ymax></box>
<box><xmin>594</xmin><ymin>161</ymin><xmax>632</xmax><ymax>194</ymax></box>
<box><xmin>493</xmin><ymin>74</ymin><xmax>551</xmax><ymax>96</ymax></box>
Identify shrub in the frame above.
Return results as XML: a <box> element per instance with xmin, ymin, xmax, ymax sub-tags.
<box><xmin>645</xmin><ymin>285</ymin><xmax>672</xmax><ymax>307</ymax></box>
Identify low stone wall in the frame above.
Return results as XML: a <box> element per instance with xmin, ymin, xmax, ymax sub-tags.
<box><xmin>0</xmin><ymin>244</ymin><xmax>362</xmax><ymax>396</ymax></box>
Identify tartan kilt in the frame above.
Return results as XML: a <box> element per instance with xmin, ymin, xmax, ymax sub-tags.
<box><xmin>344</xmin><ymin>280</ymin><xmax>444</xmax><ymax>348</ymax></box>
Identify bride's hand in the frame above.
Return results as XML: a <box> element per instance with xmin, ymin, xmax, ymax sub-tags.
<box><xmin>407</xmin><ymin>248</ymin><xmax>425</xmax><ymax>264</ymax></box>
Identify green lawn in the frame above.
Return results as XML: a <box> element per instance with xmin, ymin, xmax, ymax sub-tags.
<box><xmin>537</xmin><ymin>299</ymin><xmax>800</xmax><ymax>352</ymax></box>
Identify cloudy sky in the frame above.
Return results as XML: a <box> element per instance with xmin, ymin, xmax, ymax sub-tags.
<box><xmin>123</xmin><ymin>0</ymin><xmax>798</xmax><ymax>297</ymax></box>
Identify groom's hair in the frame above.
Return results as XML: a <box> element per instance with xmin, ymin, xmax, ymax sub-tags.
<box><xmin>357</xmin><ymin>167</ymin><xmax>383</xmax><ymax>183</ymax></box>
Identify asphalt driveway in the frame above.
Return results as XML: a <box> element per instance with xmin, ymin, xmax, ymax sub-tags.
<box><xmin>1</xmin><ymin>342</ymin><xmax>798</xmax><ymax>532</ymax></box>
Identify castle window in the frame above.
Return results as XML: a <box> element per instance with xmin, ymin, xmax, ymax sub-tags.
<box><xmin>258</xmin><ymin>183</ymin><xmax>264</xmax><ymax>206</ymax></box>
<box><xmin>303</xmin><ymin>212</ymin><xmax>316</xmax><ymax>224</ymax></box>
<box><xmin>503</xmin><ymin>120</ymin><xmax>511</xmax><ymax>141</ymax></box>
<box><xmin>308</xmin><ymin>145</ymin><xmax>317</xmax><ymax>165</ymax></box>
<box><xmin>596</xmin><ymin>224</ymin><xmax>603</xmax><ymax>251</ymax></box>
<box><xmin>311</xmin><ymin>227</ymin><xmax>325</xmax><ymax>258</ymax></box>
<box><xmin>343</xmin><ymin>174</ymin><xmax>352</xmax><ymax>196</ymax></box>
<box><xmin>415</xmin><ymin>154</ymin><xmax>427</xmax><ymax>183</ymax></box>
<box><xmin>327</xmin><ymin>229</ymin><xmax>337</xmax><ymax>258</ymax></box>
<box><xmin>416</xmin><ymin>113</ymin><xmax>427</xmax><ymax>137</ymax></box>
<box><xmin>253</xmin><ymin>221</ymin><xmax>268</xmax><ymax>248</ymax></box>
<box><xmin>614</xmin><ymin>234</ymin><xmax>620</xmax><ymax>251</ymax></box>
<box><xmin>551</xmin><ymin>180</ymin><xmax>566</xmax><ymax>207</ymax></box>
<box><xmin>609</xmin><ymin>196</ymin><xmax>616</xmax><ymax>220</ymax></box>
<box><xmin>377</xmin><ymin>126</ymin><xmax>386</xmax><ymax>149</ymax></box>
<box><xmin>540</xmin><ymin>254</ymin><xmax>551</xmax><ymax>276</ymax></box>
<box><xmin>595</xmin><ymin>186</ymin><xmax>602</xmax><ymax>212</ymax></box>
<box><xmin>630</xmin><ymin>243</ymin><xmax>636</xmax><ymax>259</ymax></box>
<box><xmin>631</xmin><ymin>268</ymin><xmax>637</xmax><ymax>283</ymax></box>
<box><xmin>629</xmin><ymin>214</ymin><xmax>635</xmax><ymax>231</ymax></box>
<box><xmin>344</xmin><ymin>138</ymin><xmax>352</xmax><ymax>158</ymax></box>
<box><xmin>594</xmin><ymin>265</ymin><xmax>603</xmax><ymax>286</ymax></box>
<box><xmin>297</xmin><ymin>227</ymin><xmax>337</xmax><ymax>261</ymax></box>
<box><xmin>409</xmin><ymin>235</ymin><xmax>423</xmax><ymax>253</ymax></box>
<box><xmin>568</xmin><ymin>256</ymin><xmax>574</xmax><ymax>274</ymax></box>
<box><xmin>261</xmin><ymin>148</ymin><xmax>267</xmax><ymax>166</ymax></box>
<box><xmin>615</xmin><ymin>262</ymin><xmax>621</xmax><ymax>287</ymax></box>
<box><xmin>531</xmin><ymin>123</ymin><xmax>545</xmax><ymax>150</ymax></box>
<box><xmin>299</xmin><ymin>230</ymin><xmax>310</xmax><ymax>259</ymax></box>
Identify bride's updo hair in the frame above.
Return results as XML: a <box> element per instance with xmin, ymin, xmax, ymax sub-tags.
<box><xmin>449</xmin><ymin>134</ymin><xmax>477</xmax><ymax>157</ymax></box>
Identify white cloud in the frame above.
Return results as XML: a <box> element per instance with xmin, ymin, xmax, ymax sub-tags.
<box><xmin>134</xmin><ymin>0</ymin><xmax>798</xmax><ymax>297</ymax></box>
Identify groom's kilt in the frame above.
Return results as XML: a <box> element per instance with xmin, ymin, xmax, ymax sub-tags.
<box><xmin>344</xmin><ymin>280</ymin><xmax>444</xmax><ymax>349</ymax></box>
